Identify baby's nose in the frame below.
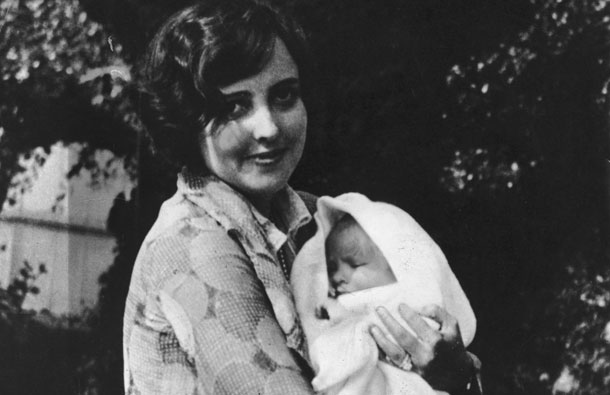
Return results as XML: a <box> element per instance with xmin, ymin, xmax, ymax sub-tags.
<box><xmin>331</xmin><ymin>265</ymin><xmax>352</xmax><ymax>285</ymax></box>
<box><xmin>330</xmin><ymin>272</ymin><xmax>343</xmax><ymax>288</ymax></box>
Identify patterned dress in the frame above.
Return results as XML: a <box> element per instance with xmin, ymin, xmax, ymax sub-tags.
<box><xmin>123</xmin><ymin>171</ymin><xmax>316</xmax><ymax>395</ymax></box>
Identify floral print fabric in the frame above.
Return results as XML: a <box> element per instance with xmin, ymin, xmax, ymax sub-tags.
<box><xmin>123</xmin><ymin>172</ymin><xmax>315</xmax><ymax>394</ymax></box>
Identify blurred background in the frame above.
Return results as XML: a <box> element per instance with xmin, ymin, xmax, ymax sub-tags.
<box><xmin>0</xmin><ymin>0</ymin><xmax>609</xmax><ymax>394</ymax></box>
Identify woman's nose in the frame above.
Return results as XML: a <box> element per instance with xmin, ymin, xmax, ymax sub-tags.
<box><xmin>250</xmin><ymin>105</ymin><xmax>280</xmax><ymax>141</ymax></box>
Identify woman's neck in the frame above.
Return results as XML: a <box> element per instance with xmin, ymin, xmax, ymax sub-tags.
<box><xmin>247</xmin><ymin>190</ymin><xmax>287</xmax><ymax>232</ymax></box>
<box><xmin>248</xmin><ymin>194</ymin><xmax>273</xmax><ymax>218</ymax></box>
<box><xmin>218</xmin><ymin>178</ymin><xmax>284</xmax><ymax>225</ymax></box>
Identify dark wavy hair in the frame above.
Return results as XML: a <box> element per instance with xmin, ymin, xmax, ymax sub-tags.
<box><xmin>139</xmin><ymin>0</ymin><xmax>312</xmax><ymax>171</ymax></box>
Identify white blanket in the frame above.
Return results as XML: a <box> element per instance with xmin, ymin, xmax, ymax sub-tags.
<box><xmin>291</xmin><ymin>193</ymin><xmax>476</xmax><ymax>395</ymax></box>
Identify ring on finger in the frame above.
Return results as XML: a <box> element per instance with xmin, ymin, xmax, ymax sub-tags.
<box><xmin>397</xmin><ymin>352</ymin><xmax>413</xmax><ymax>371</ymax></box>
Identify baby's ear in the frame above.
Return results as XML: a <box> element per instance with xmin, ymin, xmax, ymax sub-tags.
<box><xmin>315</xmin><ymin>305</ymin><xmax>330</xmax><ymax>320</ymax></box>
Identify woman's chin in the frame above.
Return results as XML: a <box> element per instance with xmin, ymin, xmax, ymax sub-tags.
<box><xmin>238</xmin><ymin>175</ymin><xmax>291</xmax><ymax>201</ymax></box>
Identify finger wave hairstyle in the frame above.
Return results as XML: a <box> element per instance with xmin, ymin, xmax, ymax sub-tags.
<box><xmin>139</xmin><ymin>0</ymin><xmax>312</xmax><ymax>172</ymax></box>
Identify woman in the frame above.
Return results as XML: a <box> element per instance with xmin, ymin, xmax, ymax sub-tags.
<box><xmin>123</xmin><ymin>0</ymin><xmax>480</xmax><ymax>394</ymax></box>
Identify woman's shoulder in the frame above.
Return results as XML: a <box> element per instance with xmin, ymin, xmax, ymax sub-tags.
<box><xmin>144</xmin><ymin>192</ymin><xmax>241</xmax><ymax>256</ymax></box>
<box><xmin>142</xmin><ymin>192</ymin><xmax>218</xmax><ymax>242</ymax></box>
<box><xmin>135</xmin><ymin>194</ymin><xmax>247</xmax><ymax>278</ymax></box>
<box><xmin>134</xmin><ymin>218</ymin><xmax>252</xmax><ymax>297</ymax></box>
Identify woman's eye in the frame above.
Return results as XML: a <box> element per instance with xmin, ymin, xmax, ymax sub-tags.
<box><xmin>219</xmin><ymin>97</ymin><xmax>250</xmax><ymax>121</ymax></box>
<box><xmin>226</xmin><ymin>101</ymin><xmax>248</xmax><ymax>118</ymax></box>
<box><xmin>272</xmin><ymin>86</ymin><xmax>300</xmax><ymax>108</ymax></box>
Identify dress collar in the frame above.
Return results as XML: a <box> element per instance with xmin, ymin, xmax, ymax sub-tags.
<box><xmin>177</xmin><ymin>169</ymin><xmax>312</xmax><ymax>252</ymax></box>
<box><xmin>177</xmin><ymin>170</ymin><xmax>312</xmax><ymax>357</ymax></box>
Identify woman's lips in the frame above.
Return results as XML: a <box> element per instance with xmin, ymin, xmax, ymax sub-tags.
<box><xmin>247</xmin><ymin>148</ymin><xmax>286</xmax><ymax>165</ymax></box>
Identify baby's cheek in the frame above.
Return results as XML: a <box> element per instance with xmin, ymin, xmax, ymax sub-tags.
<box><xmin>385</xmin><ymin>267</ymin><xmax>398</xmax><ymax>283</ymax></box>
<box><xmin>353</xmin><ymin>270</ymin><xmax>375</xmax><ymax>290</ymax></box>
<box><xmin>364</xmin><ymin>268</ymin><xmax>394</xmax><ymax>289</ymax></box>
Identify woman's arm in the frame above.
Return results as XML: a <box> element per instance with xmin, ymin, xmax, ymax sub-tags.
<box><xmin>125</xmin><ymin>224</ymin><xmax>315</xmax><ymax>395</ymax></box>
<box><xmin>370</xmin><ymin>304</ymin><xmax>482</xmax><ymax>394</ymax></box>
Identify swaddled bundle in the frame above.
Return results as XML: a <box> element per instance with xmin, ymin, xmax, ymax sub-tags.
<box><xmin>291</xmin><ymin>193</ymin><xmax>476</xmax><ymax>395</ymax></box>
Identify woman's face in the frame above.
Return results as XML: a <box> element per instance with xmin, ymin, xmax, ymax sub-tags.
<box><xmin>200</xmin><ymin>38</ymin><xmax>307</xmax><ymax>203</ymax></box>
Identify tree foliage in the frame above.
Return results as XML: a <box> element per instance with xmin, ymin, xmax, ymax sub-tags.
<box><xmin>0</xmin><ymin>0</ymin><xmax>138</xmax><ymax>205</ymax></box>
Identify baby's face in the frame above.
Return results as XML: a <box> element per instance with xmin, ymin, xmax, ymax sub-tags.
<box><xmin>326</xmin><ymin>220</ymin><xmax>396</xmax><ymax>296</ymax></box>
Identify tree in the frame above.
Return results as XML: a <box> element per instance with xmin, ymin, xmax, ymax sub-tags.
<box><xmin>0</xmin><ymin>0</ymin><xmax>139</xmax><ymax>207</ymax></box>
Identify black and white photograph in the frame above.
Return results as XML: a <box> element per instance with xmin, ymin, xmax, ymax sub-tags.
<box><xmin>0</xmin><ymin>0</ymin><xmax>609</xmax><ymax>394</ymax></box>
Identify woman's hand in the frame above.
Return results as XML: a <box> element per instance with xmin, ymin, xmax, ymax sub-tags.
<box><xmin>370</xmin><ymin>304</ymin><xmax>474</xmax><ymax>393</ymax></box>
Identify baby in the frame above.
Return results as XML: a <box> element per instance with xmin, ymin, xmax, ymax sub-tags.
<box><xmin>325</xmin><ymin>213</ymin><xmax>396</xmax><ymax>298</ymax></box>
<box><xmin>291</xmin><ymin>192</ymin><xmax>477</xmax><ymax>395</ymax></box>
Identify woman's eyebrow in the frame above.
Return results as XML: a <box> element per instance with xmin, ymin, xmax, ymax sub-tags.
<box><xmin>272</xmin><ymin>77</ymin><xmax>300</xmax><ymax>88</ymax></box>
<box><xmin>220</xmin><ymin>91</ymin><xmax>251</xmax><ymax>101</ymax></box>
